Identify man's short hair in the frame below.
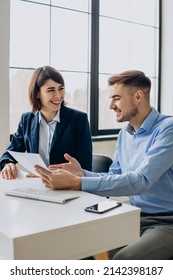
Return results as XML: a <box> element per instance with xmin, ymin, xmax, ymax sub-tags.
<box><xmin>108</xmin><ymin>70</ymin><xmax>151</xmax><ymax>93</ymax></box>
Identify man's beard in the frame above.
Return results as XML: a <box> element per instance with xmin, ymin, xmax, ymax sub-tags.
<box><xmin>116</xmin><ymin>106</ymin><xmax>138</xmax><ymax>123</ymax></box>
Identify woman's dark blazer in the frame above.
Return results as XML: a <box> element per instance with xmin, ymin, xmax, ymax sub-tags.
<box><xmin>0</xmin><ymin>105</ymin><xmax>92</xmax><ymax>171</ymax></box>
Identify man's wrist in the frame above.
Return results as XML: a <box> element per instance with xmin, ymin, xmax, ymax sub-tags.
<box><xmin>76</xmin><ymin>168</ymin><xmax>86</xmax><ymax>177</ymax></box>
<box><xmin>73</xmin><ymin>176</ymin><xmax>82</xmax><ymax>190</ymax></box>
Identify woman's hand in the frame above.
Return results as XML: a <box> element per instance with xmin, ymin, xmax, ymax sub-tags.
<box><xmin>1</xmin><ymin>163</ymin><xmax>18</xmax><ymax>179</ymax></box>
<box><xmin>25</xmin><ymin>172</ymin><xmax>39</xmax><ymax>178</ymax></box>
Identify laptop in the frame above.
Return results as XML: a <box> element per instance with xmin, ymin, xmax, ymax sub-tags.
<box><xmin>5</xmin><ymin>187</ymin><xmax>80</xmax><ymax>204</ymax></box>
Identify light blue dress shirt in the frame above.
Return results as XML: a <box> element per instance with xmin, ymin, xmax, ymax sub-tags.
<box><xmin>39</xmin><ymin>111</ymin><xmax>60</xmax><ymax>166</ymax></box>
<box><xmin>83</xmin><ymin>108</ymin><xmax>173</xmax><ymax>213</ymax></box>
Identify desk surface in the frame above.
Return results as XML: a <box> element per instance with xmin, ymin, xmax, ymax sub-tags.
<box><xmin>0</xmin><ymin>177</ymin><xmax>140</xmax><ymax>260</ymax></box>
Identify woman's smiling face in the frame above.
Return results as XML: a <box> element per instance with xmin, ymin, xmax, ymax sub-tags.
<box><xmin>37</xmin><ymin>78</ymin><xmax>65</xmax><ymax>116</ymax></box>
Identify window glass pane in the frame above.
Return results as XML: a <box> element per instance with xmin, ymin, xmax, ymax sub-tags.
<box><xmin>10</xmin><ymin>0</ymin><xmax>91</xmax><ymax>134</ymax></box>
<box><xmin>150</xmin><ymin>77</ymin><xmax>159</xmax><ymax>108</ymax></box>
<box><xmin>130</xmin><ymin>0</ymin><xmax>159</xmax><ymax>27</ymax></box>
<box><xmin>10</xmin><ymin>0</ymin><xmax>50</xmax><ymax>67</ymax></box>
<box><xmin>51</xmin><ymin>8</ymin><xmax>89</xmax><ymax>71</ymax></box>
<box><xmin>100</xmin><ymin>0</ymin><xmax>130</xmax><ymax>20</ymax></box>
<box><xmin>100</xmin><ymin>0</ymin><xmax>159</xmax><ymax>27</ymax></box>
<box><xmin>52</xmin><ymin>0</ymin><xmax>90</xmax><ymax>12</ymax></box>
<box><xmin>26</xmin><ymin>0</ymin><xmax>50</xmax><ymax>4</ymax></box>
<box><xmin>10</xmin><ymin>68</ymin><xmax>33</xmax><ymax>133</ymax></box>
<box><xmin>98</xmin><ymin>74</ymin><xmax>123</xmax><ymax>130</ymax></box>
<box><xmin>98</xmin><ymin>0</ymin><xmax>159</xmax><ymax>130</ymax></box>
<box><xmin>62</xmin><ymin>72</ymin><xmax>89</xmax><ymax>113</ymax></box>
<box><xmin>129</xmin><ymin>23</ymin><xmax>159</xmax><ymax>77</ymax></box>
<box><xmin>99</xmin><ymin>17</ymin><xmax>130</xmax><ymax>74</ymax></box>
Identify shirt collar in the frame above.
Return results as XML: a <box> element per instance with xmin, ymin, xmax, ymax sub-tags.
<box><xmin>126</xmin><ymin>107</ymin><xmax>159</xmax><ymax>135</ymax></box>
<box><xmin>39</xmin><ymin>110</ymin><xmax>60</xmax><ymax>124</ymax></box>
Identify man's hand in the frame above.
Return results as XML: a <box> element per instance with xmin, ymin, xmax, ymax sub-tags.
<box><xmin>35</xmin><ymin>165</ymin><xmax>82</xmax><ymax>190</ymax></box>
<box><xmin>1</xmin><ymin>163</ymin><xmax>18</xmax><ymax>179</ymax></box>
<box><xmin>48</xmin><ymin>153</ymin><xmax>85</xmax><ymax>177</ymax></box>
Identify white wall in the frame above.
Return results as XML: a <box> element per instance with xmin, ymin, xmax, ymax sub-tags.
<box><xmin>0</xmin><ymin>0</ymin><xmax>10</xmax><ymax>155</ymax></box>
<box><xmin>160</xmin><ymin>0</ymin><xmax>173</xmax><ymax>115</ymax></box>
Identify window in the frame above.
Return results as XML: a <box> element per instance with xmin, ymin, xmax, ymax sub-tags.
<box><xmin>10</xmin><ymin>0</ymin><xmax>160</xmax><ymax>138</ymax></box>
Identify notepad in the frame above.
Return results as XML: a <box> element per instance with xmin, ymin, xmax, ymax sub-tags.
<box><xmin>5</xmin><ymin>187</ymin><xmax>80</xmax><ymax>204</ymax></box>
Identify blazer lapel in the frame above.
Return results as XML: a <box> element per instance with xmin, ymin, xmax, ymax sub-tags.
<box><xmin>30</xmin><ymin>112</ymin><xmax>39</xmax><ymax>153</ymax></box>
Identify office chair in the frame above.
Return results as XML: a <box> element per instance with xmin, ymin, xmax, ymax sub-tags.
<box><xmin>92</xmin><ymin>153</ymin><xmax>130</xmax><ymax>203</ymax></box>
<box><xmin>92</xmin><ymin>154</ymin><xmax>113</xmax><ymax>172</ymax></box>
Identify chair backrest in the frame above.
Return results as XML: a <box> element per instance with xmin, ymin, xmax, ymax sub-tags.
<box><xmin>92</xmin><ymin>154</ymin><xmax>113</xmax><ymax>172</ymax></box>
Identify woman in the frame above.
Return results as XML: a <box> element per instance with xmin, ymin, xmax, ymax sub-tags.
<box><xmin>0</xmin><ymin>66</ymin><xmax>92</xmax><ymax>179</ymax></box>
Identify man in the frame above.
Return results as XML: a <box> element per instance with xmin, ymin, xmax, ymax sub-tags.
<box><xmin>35</xmin><ymin>70</ymin><xmax>173</xmax><ymax>260</ymax></box>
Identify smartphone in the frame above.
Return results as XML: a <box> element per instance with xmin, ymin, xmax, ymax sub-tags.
<box><xmin>85</xmin><ymin>199</ymin><xmax>122</xmax><ymax>214</ymax></box>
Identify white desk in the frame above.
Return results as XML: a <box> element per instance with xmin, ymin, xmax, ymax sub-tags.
<box><xmin>0</xmin><ymin>177</ymin><xmax>140</xmax><ymax>260</ymax></box>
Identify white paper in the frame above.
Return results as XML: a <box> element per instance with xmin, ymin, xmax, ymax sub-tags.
<box><xmin>8</xmin><ymin>151</ymin><xmax>49</xmax><ymax>175</ymax></box>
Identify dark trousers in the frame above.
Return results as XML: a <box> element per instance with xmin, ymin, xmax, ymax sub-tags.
<box><xmin>112</xmin><ymin>214</ymin><xmax>173</xmax><ymax>260</ymax></box>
